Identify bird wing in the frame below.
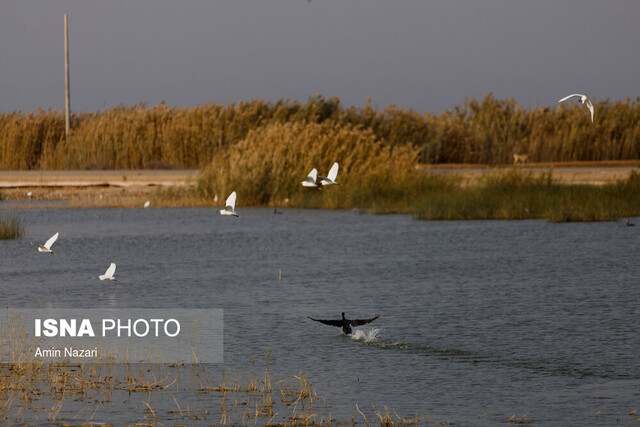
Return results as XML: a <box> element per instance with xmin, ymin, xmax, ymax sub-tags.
<box><xmin>225</xmin><ymin>191</ymin><xmax>237</xmax><ymax>209</ymax></box>
<box><xmin>308</xmin><ymin>316</ymin><xmax>342</xmax><ymax>327</ymax></box>
<box><xmin>558</xmin><ymin>94</ymin><xmax>584</xmax><ymax>103</ymax></box>
<box><xmin>327</xmin><ymin>162</ymin><xmax>339</xmax><ymax>181</ymax></box>
<box><xmin>44</xmin><ymin>232</ymin><xmax>59</xmax><ymax>249</ymax></box>
<box><xmin>349</xmin><ymin>315</ymin><xmax>380</xmax><ymax>326</ymax></box>
<box><xmin>585</xmin><ymin>98</ymin><xmax>594</xmax><ymax>122</ymax></box>
<box><xmin>104</xmin><ymin>263</ymin><xmax>116</xmax><ymax>277</ymax></box>
<box><xmin>307</xmin><ymin>168</ymin><xmax>318</xmax><ymax>183</ymax></box>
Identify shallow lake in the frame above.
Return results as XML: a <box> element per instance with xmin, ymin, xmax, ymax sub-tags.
<box><xmin>1</xmin><ymin>207</ymin><xmax>639</xmax><ymax>425</ymax></box>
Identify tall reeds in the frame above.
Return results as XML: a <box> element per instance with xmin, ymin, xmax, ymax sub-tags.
<box><xmin>0</xmin><ymin>215</ymin><xmax>25</xmax><ymax>239</ymax></box>
<box><xmin>414</xmin><ymin>170</ymin><xmax>640</xmax><ymax>222</ymax></box>
<box><xmin>2</xmin><ymin>94</ymin><xmax>640</xmax><ymax>170</ymax></box>
<box><xmin>197</xmin><ymin>120</ymin><xmax>418</xmax><ymax>207</ymax></box>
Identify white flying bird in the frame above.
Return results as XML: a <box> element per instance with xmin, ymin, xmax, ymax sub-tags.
<box><xmin>31</xmin><ymin>232</ymin><xmax>59</xmax><ymax>255</ymax></box>
<box><xmin>558</xmin><ymin>94</ymin><xmax>594</xmax><ymax>123</ymax></box>
<box><xmin>301</xmin><ymin>168</ymin><xmax>318</xmax><ymax>187</ymax></box>
<box><xmin>319</xmin><ymin>162</ymin><xmax>340</xmax><ymax>186</ymax></box>
<box><xmin>94</xmin><ymin>262</ymin><xmax>119</xmax><ymax>281</ymax></box>
<box><xmin>219</xmin><ymin>191</ymin><xmax>240</xmax><ymax>217</ymax></box>
<box><xmin>143</xmin><ymin>200</ymin><xmax>150</xmax><ymax>208</ymax></box>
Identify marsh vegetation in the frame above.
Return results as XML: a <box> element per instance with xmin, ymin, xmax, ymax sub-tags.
<box><xmin>2</xmin><ymin>94</ymin><xmax>640</xmax><ymax>221</ymax></box>
<box><xmin>2</xmin><ymin>94</ymin><xmax>640</xmax><ymax>170</ymax></box>
<box><xmin>0</xmin><ymin>214</ymin><xmax>25</xmax><ymax>240</ymax></box>
<box><xmin>0</xmin><ymin>318</ymin><xmax>439</xmax><ymax>427</ymax></box>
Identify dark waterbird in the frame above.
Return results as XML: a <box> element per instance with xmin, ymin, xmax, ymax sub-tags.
<box><xmin>308</xmin><ymin>312</ymin><xmax>379</xmax><ymax>335</ymax></box>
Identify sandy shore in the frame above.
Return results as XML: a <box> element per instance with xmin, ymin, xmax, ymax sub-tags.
<box><xmin>0</xmin><ymin>170</ymin><xmax>200</xmax><ymax>208</ymax></box>
<box><xmin>0</xmin><ymin>169</ymin><xmax>198</xmax><ymax>188</ymax></box>
<box><xmin>422</xmin><ymin>160</ymin><xmax>640</xmax><ymax>186</ymax></box>
<box><xmin>1</xmin><ymin>163</ymin><xmax>638</xmax><ymax>207</ymax></box>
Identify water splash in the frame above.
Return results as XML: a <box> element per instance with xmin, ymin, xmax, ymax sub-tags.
<box><xmin>350</xmin><ymin>327</ymin><xmax>381</xmax><ymax>342</ymax></box>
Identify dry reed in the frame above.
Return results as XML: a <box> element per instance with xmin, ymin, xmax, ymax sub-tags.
<box><xmin>414</xmin><ymin>170</ymin><xmax>640</xmax><ymax>222</ymax></box>
<box><xmin>197</xmin><ymin>120</ymin><xmax>417</xmax><ymax>207</ymax></box>
<box><xmin>2</xmin><ymin>94</ymin><xmax>640</xmax><ymax>170</ymax></box>
<box><xmin>0</xmin><ymin>214</ymin><xmax>25</xmax><ymax>239</ymax></box>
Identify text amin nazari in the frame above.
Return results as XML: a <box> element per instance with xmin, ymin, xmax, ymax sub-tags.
<box><xmin>35</xmin><ymin>346</ymin><xmax>98</xmax><ymax>358</ymax></box>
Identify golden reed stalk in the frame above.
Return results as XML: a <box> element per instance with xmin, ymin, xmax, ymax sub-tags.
<box><xmin>1</xmin><ymin>94</ymin><xmax>639</xmax><ymax>170</ymax></box>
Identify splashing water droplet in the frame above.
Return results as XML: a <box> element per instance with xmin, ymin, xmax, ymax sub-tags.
<box><xmin>350</xmin><ymin>328</ymin><xmax>381</xmax><ymax>342</ymax></box>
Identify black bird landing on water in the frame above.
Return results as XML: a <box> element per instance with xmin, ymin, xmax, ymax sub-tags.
<box><xmin>308</xmin><ymin>312</ymin><xmax>379</xmax><ymax>335</ymax></box>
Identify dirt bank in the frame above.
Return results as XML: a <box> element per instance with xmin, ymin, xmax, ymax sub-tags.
<box><xmin>422</xmin><ymin>160</ymin><xmax>640</xmax><ymax>186</ymax></box>
<box><xmin>1</xmin><ymin>163</ymin><xmax>638</xmax><ymax>208</ymax></box>
<box><xmin>0</xmin><ymin>170</ymin><xmax>200</xmax><ymax>208</ymax></box>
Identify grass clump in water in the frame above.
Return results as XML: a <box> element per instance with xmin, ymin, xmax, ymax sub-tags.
<box><xmin>0</xmin><ymin>215</ymin><xmax>25</xmax><ymax>240</ymax></box>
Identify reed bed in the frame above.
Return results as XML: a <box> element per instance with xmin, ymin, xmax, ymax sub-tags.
<box><xmin>2</xmin><ymin>94</ymin><xmax>640</xmax><ymax>170</ymax></box>
<box><xmin>0</xmin><ymin>346</ymin><xmax>438</xmax><ymax>425</ymax></box>
<box><xmin>411</xmin><ymin>170</ymin><xmax>640</xmax><ymax>222</ymax></box>
<box><xmin>2</xmin><ymin>314</ymin><xmax>637</xmax><ymax>424</ymax></box>
<box><xmin>6</xmin><ymin>169</ymin><xmax>639</xmax><ymax>223</ymax></box>
<box><xmin>0</xmin><ymin>214</ymin><xmax>25</xmax><ymax>239</ymax></box>
<box><xmin>199</xmin><ymin>137</ymin><xmax>640</xmax><ymax>223</ymax></box>
<box><xmin>1</xmin><ymin>313</ymin><xmax>445</xmax><ymax>425</ymax></box>
<box><xmin>3</xmin><ymin>94</ymin><xmax>640</xmax><ymax>222</ymax></box>
<box><xmin>197</xmin><ymin>121</ymin><xmax>417</xmax><ymax>207</ymax></box>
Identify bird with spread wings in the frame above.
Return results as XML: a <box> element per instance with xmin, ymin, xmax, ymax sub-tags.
<box><xmin>308</xmin><ymin>312</ymin><xmax>379</xmax><ymax>335</ymax></box>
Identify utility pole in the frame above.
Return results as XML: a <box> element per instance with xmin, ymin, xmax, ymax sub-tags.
<box><xmin>64</xmin><ymin>14</ymin><xmax>70</xmax><ymax>136</ymax></box>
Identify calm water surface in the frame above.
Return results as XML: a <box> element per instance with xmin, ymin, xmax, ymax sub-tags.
<box><xmin>1</xmin><ymin>207</ymin><xmax>639</xmax><ymax>425</ymax></box>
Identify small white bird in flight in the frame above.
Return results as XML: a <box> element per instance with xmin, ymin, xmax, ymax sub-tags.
<box><xmin>301</xmin><ymin>168</ymin><xmax>318</xmax><ymax>187</ymax></box>
<box><xmin>143</xmin><ymin>200</ymin><xmax>150</xmax><ymax>208</ymax></box>
<box><xmin>558</xmin><ymin>94</ymin><xmax>594</xmax><ymax>123</ymax></box>
<box><xmin>219</xmin><ymin>191</ymin><xmax>240</xmax><ymax>217</ymax></box>
<box><xmin>31</xmin><ymin>232</ymin><xmax>59</xmax><ymax>255</ymax></box>
<box><xmin>319</xmin><ymin>162</ymin><xmax>340</xmax><ymax>186</ymax></box>
<box><xmin>94</xmin><ymin>262</ymin><xmax>119</xmax><ymax>281</ymax></box>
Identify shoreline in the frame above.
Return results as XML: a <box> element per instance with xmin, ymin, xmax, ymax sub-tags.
<box><xmin>2</xmin><ymin>162</ymin><xmax>638</xmax><ymax>189</ymax></box>
<box><xmin>1</xmin><ymin>163</ymin><xmax>638</xmax><ymax>210</ymax></box>
<box><xmin>420</xmin><ymin>160</ymin><xmax>640</xmax><ymax>186</ymax></box>
<box><xmin>0</xmin><ymin>169</ymin><xmax>199</xmax><ymax>188</ymax></box>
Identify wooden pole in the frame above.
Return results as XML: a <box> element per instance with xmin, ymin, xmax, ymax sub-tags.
<box><xmin>64</xmin><ymin>14</ymin><xmax>70</xmax><ymax>136</ymax></box>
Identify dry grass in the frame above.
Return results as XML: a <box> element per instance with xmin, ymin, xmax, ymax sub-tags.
<box><xmin>3</xmin><ymin>95</ymin><xmax>640</xmax><ymax>221</ymax></box>
<box><xmin>0</xmin><ymin>214</ymin><xmax>25</xmax><ymax>239</ymax></box>
<box><xmin>2</xmin><ymin>94</ymin><xmax>640</xmax><ymax>170</ymax></box>
<box><xmin>413</xmin><ymin>170</ymin><xmax>640</xmax><ymax>222</ymax></box>
<box><xmin>4</xmin><ymin>169</ymin><xmax>640</xmax><ymax>223</ymax></box>
<box><xmin>197</xmin><ymin>121</ymin><xmax>417</xmax><ymax>208</ymax></box>
<box><xmin>1</xmin><ymin>314</ymin><xmax>441</xmax><ymax>425</ymax></box>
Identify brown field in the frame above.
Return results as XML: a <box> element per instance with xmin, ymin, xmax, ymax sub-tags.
<box><xmin>1</xmin><ymin>161</ymin><xmax>638</xmax><ymax>209</ymax></box>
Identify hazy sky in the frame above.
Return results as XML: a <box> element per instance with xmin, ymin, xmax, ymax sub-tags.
<box><xmin>2</xmin><ymin>1</ymin><xmax>639</xmax><ymax>114</ymax></box>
